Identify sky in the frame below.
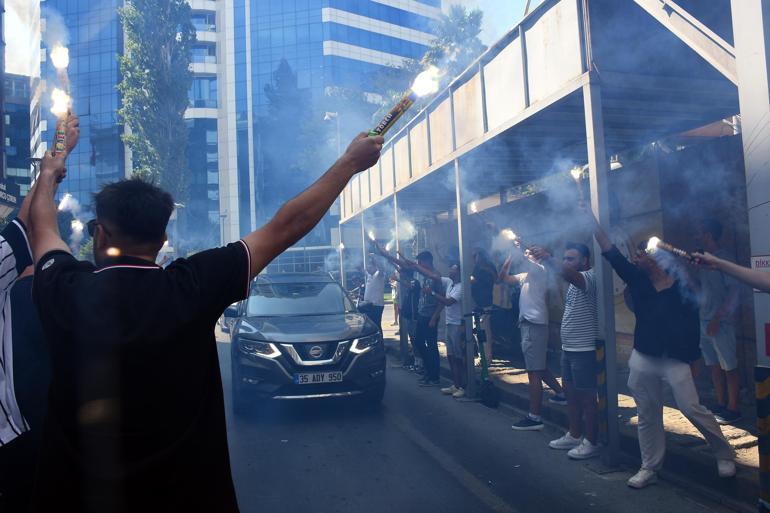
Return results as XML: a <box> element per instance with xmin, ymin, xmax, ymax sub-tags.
<box><xmin>3</xmin><ymin>0</ymin><xmax>542</xmax><ymax>75</ymax></box>
<box><xmin>444</xmin><ymin>0</ymin><xmax>545</xmax><ymax>45</ymax></box>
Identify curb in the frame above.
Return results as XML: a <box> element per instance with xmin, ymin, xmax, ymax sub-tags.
<box><xmin>383</xmin><ymin>339</ymin><xmax>757</xmax><ymax>512</ymax></box>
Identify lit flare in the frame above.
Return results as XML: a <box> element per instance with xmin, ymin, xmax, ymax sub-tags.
<box><xmin>50</xmin><ymin>45</ymin><xmax>70</xmax><ymax>70</ymax></box>
<box><xmin>645</xmin><ymin>236</ymin><xmax>693</xmax><ymax>260</ymax></box>
<box><xmin>50</xmin><ymin>88</ymin><xmax>71</xmax><ymax>117</ymax></box>
<box><xmin>369</xmin><ymin>66</ymin><xmax>443</xmax><ymax>137</ymax></box>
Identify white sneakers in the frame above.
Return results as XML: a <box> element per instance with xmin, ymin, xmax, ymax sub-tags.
<box><xmin>548</xmin><ymin>434</ymin><xmax>600</xmax><ymax>460</ymax></box>
<box><xmin>626</xmin><ymin>460</ymin><xmax>735</xmax><ymax>490</ymax></box>
<box><xmin>627</xmin><ymin>469</ymin><xmax>657</xmax><ymax>489</ymax></box>
<box><xmin>440</xmin><ymin>385</ymin><xmax>467</xmax><ymax>398</ymax></box>
<box><xmin>717</xmin><ymin>459</ymin><xmax>736</xmax><ymax>478</ymax></box>
<box><xmin>567</xmin><ymin>439</ymin><xmax>601</xmax><ymax>460</ymax></box>
<box><xmin>549</xmin><ymin>433</ymin><xmax>582</xmax><ymax>450</ymax></box>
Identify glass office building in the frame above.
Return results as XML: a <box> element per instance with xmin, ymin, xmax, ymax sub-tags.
<box><xmin>221</xmin><ymin>0</ymin><xmax>442</xmax><ymax>241</ymax></box>
<box><xmin>4</xmin><ymin>74</ymin><xmax>32</xmax><ymax>195</ymax></box>
<box><xmin>40</xmin><ymin>0</ymin><xmax>124</xmax><ymax>211</ymax></box>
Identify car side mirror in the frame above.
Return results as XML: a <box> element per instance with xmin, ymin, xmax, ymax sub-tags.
<box><xmin>224</xmin><ymin>305</ymin><xmax>239</xmax><ymax>318</ymax></box>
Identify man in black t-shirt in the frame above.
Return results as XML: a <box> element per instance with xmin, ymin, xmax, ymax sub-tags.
<box><xmin>27</xmin><ymin>133</ymin><xmax>383</xmax><ymax>513</ymax></box>
<box><xmin>471</xmin><ymin>248</ymin><xmax>496</xmax><ymax>360</ymax></box>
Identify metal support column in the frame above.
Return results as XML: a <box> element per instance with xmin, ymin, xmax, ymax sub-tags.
<box><xmin>583</xmin><ymin>78</ymin><xmax>620</xmax><ymax>465</ymax></box>
<box><xmin>731</xmin><ymin>3</ymin><xmax>770</xmax><ymax>509</ymax></box>
<box><xmin>394</xmin><ymin>193</ymin><xmax>401</xmax><ymax>255</ymax></box>
<box><xmin>454</xmin><ymin>159</ymin><xmax>477</xmax><ymax>398</ymax></box>
<box><xmin>360</xmin><ymin>215</ymin><xmax>367</xmax><ymax>270</ymax></box>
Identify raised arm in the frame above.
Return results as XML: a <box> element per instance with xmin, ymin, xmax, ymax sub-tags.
<box><xmin>498</xmin><ymin>254</ymin><xmax>521</xmax><ymax>285</ymax></box>
<box><xmin>28</xmin><ymin>113</ymin><xmax>81</xmax><ymax>263</ymax></box>
<box><xmin>29</xmin><ymin>152</ymin><xmax>71</xmax><ymax>262</ymax></box>
<box><xmin>532</xmin><ymin>246</ymin><xmax>587</xmax><ymax>291</ymax></box>
<box><xmin>696</xmin><ymin>252</ymin><xmax>770</xmax><ymax>293</ymax></box>
<box><xmin>242</xmin><ymin>134</ymin><xmax>383</xmax><ymax>279</ymax></box>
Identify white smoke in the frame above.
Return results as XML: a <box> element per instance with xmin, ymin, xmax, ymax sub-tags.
<box><xmin>58</xmin><ymin>193</ymin><xmax>86</xmax><ymax>253</ymax></box>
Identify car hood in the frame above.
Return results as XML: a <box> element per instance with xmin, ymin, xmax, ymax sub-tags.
<box><xmin>235</xmin><ymin>312</ymin><xmax>378</xmax><ymax>344</ymax></box>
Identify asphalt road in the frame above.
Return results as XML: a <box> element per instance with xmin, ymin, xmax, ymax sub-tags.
<box><xmin>217</xmin><ymin>341</ymin><xmax>735</xmax><ymax>513</ymax></box>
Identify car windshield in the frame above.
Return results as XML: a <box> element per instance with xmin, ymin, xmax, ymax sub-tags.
<box><xmin>246</xmin><ymin>281</ymin><xmax>354</xmax><ymax>316</ymax></box>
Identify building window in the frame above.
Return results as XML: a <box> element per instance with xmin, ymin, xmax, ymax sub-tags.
<box><xmin>191</xmin><ymin>44</ymin><xmax>217</xmax><ymax>64</ymax></box>
<box><xmin>191</xmin><ymin>12</ymin><xmax>216</xmax><ymax>32</ymax></box>
<box><xmin>189</xmin><ymin>77</ymin><xmax>218</xmax><ymax>108</ymax></box>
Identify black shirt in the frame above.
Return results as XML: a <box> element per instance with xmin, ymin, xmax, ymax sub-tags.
<box><xmin>471</xmin><ymin>263</ymin><xmax>495</xmax><ymax>309</ymax></box>
<box><xmin>399</xmin><ymin>278</ymin><xmax>420</xmax><ymax>321</ymax></box>
<box><xmin>31</xmin><ymin>242</ymin><xmax>251</xmax><ymax>513</ymax></box>
<box><xmin>602</xmin><ymin>246</ymin><xmax>700</xmax><ymax>363</ymax></box>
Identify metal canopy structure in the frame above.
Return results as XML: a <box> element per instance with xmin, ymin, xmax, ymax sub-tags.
<box><xmin>339</xmin><ymin>0</ymin><xmax>741</xmax><ymax>464</ymax></box>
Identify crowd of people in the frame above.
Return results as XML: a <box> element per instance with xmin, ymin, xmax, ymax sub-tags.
<box><xmin>359</xmin><ymin>203</ymin><xmax>756</xmax><ymax>490</ymax></box>
<box><xmin>0</xmin><ymin>114</ymin><xmax>385</xmax><ymax>512</ymax></box>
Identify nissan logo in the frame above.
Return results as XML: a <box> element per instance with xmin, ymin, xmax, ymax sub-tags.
<box><xmin>308</xmin><ymin>346</ymin><xmax>324</xmax><ymax>359</ymax></box>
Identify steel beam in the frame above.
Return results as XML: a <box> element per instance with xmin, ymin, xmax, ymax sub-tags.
<box><xmin>632</xmin><ymin>0</ymin><xmax>737</xmax><ymax>84</ymax></box>
<box><xmin>583</xmin><ymin>78</ymin><xmax>620</xmax><ymax>465</ymax></box>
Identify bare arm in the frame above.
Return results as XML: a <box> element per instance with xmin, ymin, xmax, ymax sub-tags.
<box><xmin>29</xmin><ymin>153</ymin><xmax>70</xmax><ymax>262</ymax></box>
<box><xmin>696</xmin><ymin>252</ymin><xmax>770</xmax><ymax>293</ymax></box>
<box><xmin>242</xmin><ymin>134</ymin><xmax>383</xmax><ymax>278</ymax></box>
<box><xmin>498</xmin><ymin>254</ymin><xmax>521</xmax><ymax>285</ymax></box>
<box><xmin>533</xmin><ymin>247</ymin><xmax>587</xmax><ymax>291</ymax></box>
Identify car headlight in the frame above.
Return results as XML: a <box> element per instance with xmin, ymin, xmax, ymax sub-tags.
<box><xmin>350</xmin><ymin>334</ymin><xmax>381</xmax><ymax>354</ymax></box>
<box><xmin>239</xmin><ymin>339</ymin><xmax>281</xmax><ymax>359</ymax></box>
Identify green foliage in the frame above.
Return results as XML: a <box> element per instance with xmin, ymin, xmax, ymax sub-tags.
<box><xmin>77</xmin><ymin>237</ymin><xmax>95</xmax><ymax>263</ymax></box>
<box><xmin>118</xmin><ymin>0</ymin><xmax>196</xmax><ymax>201</ymax></box>
<box><xmin>257</xmin><ymin>59</ymin><xmax>313</xmax><ymax>221</ymax></box>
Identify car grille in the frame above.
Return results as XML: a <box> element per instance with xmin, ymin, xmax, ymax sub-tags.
<box><xmin>280</xmin><ymin>340</ymin><xmax>350</xmax><ymax>368</ymax></box>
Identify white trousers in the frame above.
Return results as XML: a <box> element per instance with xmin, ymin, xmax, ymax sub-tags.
<box><xmin>627</xmin><ymin>350</ymin><xmax>734</xmax><ymax>471</ymax></box>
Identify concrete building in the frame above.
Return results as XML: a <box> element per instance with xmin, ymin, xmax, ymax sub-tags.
<box><xmin>340</xmin><ymin>0</ymin><xmax>762</xmax><ymax>467</ymax></box>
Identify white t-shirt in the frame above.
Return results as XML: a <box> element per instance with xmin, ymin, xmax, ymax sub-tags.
<box><xmin>363</xmin><ymin>270</ymin><xmax>385</xmax><ymax>306</ymax></box>
<box><xmin>516</xmin><ymin>260</ymin><xmax>548</xmax><ymax>325</ymax></box>
<box><xmin>444</xmin><ymin>279</ymin><xmax>463</xmax><ymax>325</ymax></box>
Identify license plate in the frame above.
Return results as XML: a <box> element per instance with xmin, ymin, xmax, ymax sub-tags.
<box><xmin>294</xmin><ymin>371</ymin><xmax>343</xmax><ymax>385</ymax></box>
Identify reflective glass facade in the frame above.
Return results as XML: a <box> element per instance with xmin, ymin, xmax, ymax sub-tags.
<box><xmin>4</xmin><ymin>74</ymin><xmax>32</xmax><ymax>195</ymax></box>
<box><xmin>231</xmin><ymin>0</ymin><xmax>440</xmax><ymax>236</ymax></box>
<box><xmin>41</xmin><ymin>0</ymin><xmax>124</xmax><ymax>211</ymax></box>
<box><xmin>185</xmin><ymin>118</ymin><xmax>220</xmax><ymax>248</ymax></box>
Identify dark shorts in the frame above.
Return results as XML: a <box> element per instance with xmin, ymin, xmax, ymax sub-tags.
<box><xmin>561</xmin><ymin>350</ymin><xmax>597</xmax><ymax>391</ymax></box>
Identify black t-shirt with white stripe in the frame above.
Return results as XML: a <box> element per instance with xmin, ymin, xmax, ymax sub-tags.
<box><xmin>31</xmin><ymin>242</ymin><xmax>250</xmax><ymax>513</ymax></box>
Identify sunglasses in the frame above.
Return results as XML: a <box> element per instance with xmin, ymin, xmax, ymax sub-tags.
<box><xmin>86</xmin><ymin>219</ymin><xmax>112</xmax><ymax>237</ymax></box>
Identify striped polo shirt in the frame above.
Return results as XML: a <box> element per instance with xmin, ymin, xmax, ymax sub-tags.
<box><xmin>561</xmin><ymin>268</ymin><xmax>598</xmax><ymax>352</ymax></box>
<box><xmin>0</xmin><ymin>219</ymin><xmax>34</xmax><ymax>445</ymax></box>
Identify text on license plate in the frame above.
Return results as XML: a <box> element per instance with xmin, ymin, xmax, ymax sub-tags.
<box><xmin>294</xmin><ymin>372</ymin><xmax>343</xmax><ymax>385</ymax></box>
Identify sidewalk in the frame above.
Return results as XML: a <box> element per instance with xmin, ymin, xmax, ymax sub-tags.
<box><xmin>379</xmin><ymin>304</ymin><xmax>759</xmax><ymax>511</ymax></box>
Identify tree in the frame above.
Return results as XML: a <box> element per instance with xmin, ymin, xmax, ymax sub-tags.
<box><xmin>118</xmin><ymin>0</ymin><xmax>196</xmax><ymax>201</ymax></box>
<box><xmin>257</xmin><ymin>59</ymin><xmax>313</xmax><ymax>222</ymax></box>
<box><xmin>369</xmin><ymin>5</ymin><xmax>486</xmax><ymax>137</ymax></box>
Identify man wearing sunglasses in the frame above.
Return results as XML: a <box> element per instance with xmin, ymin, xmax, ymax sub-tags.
<box><xmin>26</xmin><ymin>132</ymin><xmax>383</xmax><ymax>513</ymax></box>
